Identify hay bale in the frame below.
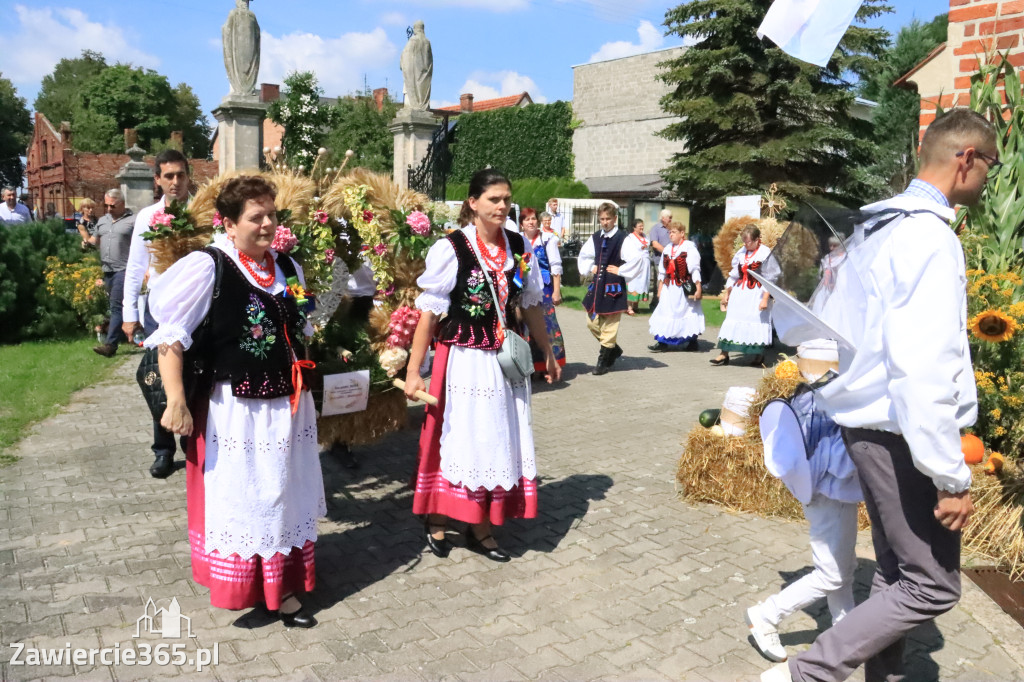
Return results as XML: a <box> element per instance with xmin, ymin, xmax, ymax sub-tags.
<box><xmin>678</xmin><ymin>369</ymin><xmax>870</xmax><ymax>528</ymax></box>
<box><xmin>677</xmin><ymin>425</ymin><xmax>805</xmax><ymax>520</ymax></box>
<box><xmin>964</xmin><ymin>461</ymin><xmax>1024</xmax><ymax>580</ymax></box>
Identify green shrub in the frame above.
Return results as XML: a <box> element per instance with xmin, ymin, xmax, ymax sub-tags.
<box><xmin>449</xmin><ymin>102</ymin><xmax>574</xmax><ymax>183</ymax></box>
<box><xmin>0</xmin><ymin>220</ymin><xmax>85</xmax><ymax>343</ymax></box>
<box><xmin>446</xmin><ymin>176</ymin><xmax>591</xmax><ymax>215</ymax></box>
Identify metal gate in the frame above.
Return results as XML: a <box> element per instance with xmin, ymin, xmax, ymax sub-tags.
<box><xmin>408</xmin><ymin>114</ymin><xmax>455</xmax><ymax>201</ymax></box>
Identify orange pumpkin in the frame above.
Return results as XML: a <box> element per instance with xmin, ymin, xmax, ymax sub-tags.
<box><xmin>985</xmin><ymin>452</ymin><xmax>1005</xmax><ymax>475</ymax></box>
<box><xmin>961</xmin><ymin>434</ymin><xmax>985</xmax><ymax>464</ymax></box>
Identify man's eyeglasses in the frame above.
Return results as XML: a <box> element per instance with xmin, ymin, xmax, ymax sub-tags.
<box><xmin>956</xmin><ymin>149</ymin><xmax>1003</xmax><ymax>172</ymax></box>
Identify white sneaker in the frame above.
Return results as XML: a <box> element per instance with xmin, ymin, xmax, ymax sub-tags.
<box><xmin>745</xmin><ymin>605</ymin><xmax>788</xmax><ymax>662</ymax></box>
<box><xmin>761</xmin><ymin>662</ymin><xmax>793</xmax><ymax>682</ymax></box>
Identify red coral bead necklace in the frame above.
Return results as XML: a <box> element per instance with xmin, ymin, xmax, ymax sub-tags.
<box><xmin>238</xmin><ymin>250</ymin><xmax>276</xmax><ymax>287</ymax></box>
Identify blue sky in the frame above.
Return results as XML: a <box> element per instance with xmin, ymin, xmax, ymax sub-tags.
<box><xmin>1</xmin><ymin>0</ymin><xmax>949</xmax><ymax>124</ymax></box>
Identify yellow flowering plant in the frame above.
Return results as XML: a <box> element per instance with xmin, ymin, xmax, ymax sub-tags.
<box><xmin>42</xmin><ymin>253</ymin><xmax>109</xmax><ymax>332</ymax></box>
<box><xmin>963</xmin><ymin>259</ymin><xmax>1024</xmax><ymax>456</ymax></box>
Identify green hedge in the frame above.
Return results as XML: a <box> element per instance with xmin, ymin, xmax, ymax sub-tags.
<box><xmin>0</xmin><ymin>220</ymin><xmax>85</xmax><ymax>343</ymax></box>
<box><xmin>450</xmin><ymin>102</ymin><xmax>574</xmax><ymax>183</ymax></box>
<box><xmin>446</xmin><ymin>177</ymin><xmax>591</xmax><ymax>215</ymax></box>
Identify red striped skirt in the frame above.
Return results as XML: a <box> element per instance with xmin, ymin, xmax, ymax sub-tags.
<box><xmin>411</xmin><ymin>341</ymin><xmax>537</xmax><ymax>525</ymax></box>
<box><xmin>186</xmin><ymin>404</ymin><xmax>316</xmax><ymax>611</ymax></box>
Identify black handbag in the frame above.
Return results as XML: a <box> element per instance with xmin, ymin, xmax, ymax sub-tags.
<box><xmin>134</xmin><ymin>247</ymin><xmax>225</xmax><ymax>421</ymax></box>
<box><xmin>682</xmin><ymin>280</ymin><xmax>697</xmax><ymax>297</ymax></box>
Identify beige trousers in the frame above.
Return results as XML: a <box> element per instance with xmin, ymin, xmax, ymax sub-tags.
<box><xmin>587</xmin><ymin>313</ymin><xmax>622</xmax><ymax>348</ymax></box>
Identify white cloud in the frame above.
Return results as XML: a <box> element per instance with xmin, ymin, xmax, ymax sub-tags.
<box><xmin>588</xmin><ymin>20</ymin><xmax>665</xmax><ymax>63</ymax></box>
<box><xmin>260</xmin><ymin>28</ymin><xmax>398</xmax><ymax>97</ymax></box>
<box><xmin>379</xmin><ymin>11</ymin><xmax>408</xmax><ymax>26</ymax></box>
<box><xmin>0</xmin><ymin>5</ymin><xmax>160</xmax><ymax>86</ymax></box>
<box><xmin>445</xmin><ymin>70</ymin><xmax>546</xmax><ymax>107</ymax></box>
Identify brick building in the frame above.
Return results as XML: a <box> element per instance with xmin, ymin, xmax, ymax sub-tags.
<box><xmin>25</xmin><ymin>113</ymin><xmax>217</xmax><ymax>218</ymax></box>
<box><xmin>896</xmin><ymin>0</ymin><xmax>1024</xmax><ymax>138</ymax></box>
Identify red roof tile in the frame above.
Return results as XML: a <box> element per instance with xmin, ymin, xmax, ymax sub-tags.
<box><xmin>436</xmin><ymin>92</ymin><xmax>532</xmax><ymax>113</ymax></box>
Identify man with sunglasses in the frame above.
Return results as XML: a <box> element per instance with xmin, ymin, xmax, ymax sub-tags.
<box><xmin>763</xmin><ymin>108</ymin><xmax>997</xmax><ymax>682</ymax></box>
<box><xmin>83</xmin><ymin>189</ymin><xmax>134</xmax><ymax>358</ymax></box>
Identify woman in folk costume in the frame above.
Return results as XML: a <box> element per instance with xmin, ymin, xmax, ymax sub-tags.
<box><xmin>520</xmin><ymin>207</ymin><xmax>566</xmax><ymax>377</ymax></box>
<box><xmin>712</xmin><ymin>225</ymin><xmax>780</xmax><ymax>366</ymax></box>
<box><xmin>621</xmin><ymin>219</ymin><xmax>651</xmax><ymax>316</ymax></box>
<box><xmin>648</xmin><ymin>221</ymin><xmax>703</xmax><ymax>352</ymax></box>
<box><xmin>404</xmin><ymin>169</ymin><xmax>561</xmax><ymax>562</ymax></box>
<box><xmin>147</xmin><ymin>176</ymin><xmax>324</xmax><ymax>628</ymax></box>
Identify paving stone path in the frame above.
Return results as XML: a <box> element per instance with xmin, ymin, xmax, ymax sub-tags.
<box><xmin>2</xmin><ymin>307</ymin><xmax>1023</xmax><ymax>681</ymax></box>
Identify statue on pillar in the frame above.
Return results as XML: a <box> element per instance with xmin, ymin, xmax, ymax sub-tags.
<box><xmin>222</xmin><ymin>0</ymin><xmax>260</xmax><ymax>97</ymax></box>
<box><xmin>400</xmin><ymin>21</ymin><xmax>433</xmax><ymax>110</ymax></box>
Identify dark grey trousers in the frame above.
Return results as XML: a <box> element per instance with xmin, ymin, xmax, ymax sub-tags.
<box><xmin>789</xmin><ymin>428</ymin><xmax>962</xmax><ymax>682</ymax></box>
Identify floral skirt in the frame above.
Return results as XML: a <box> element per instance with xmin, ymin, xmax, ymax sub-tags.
<box><xmin>529</xmin><ymin>285</ymin><xmax>567</xmax><ymax>372</ymax></box>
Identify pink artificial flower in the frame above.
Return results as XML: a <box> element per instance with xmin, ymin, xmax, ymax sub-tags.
<box><xmin>406</xmin><ymin>210</ymin><xmax>431</xmax><ymax>236</ymax></box>
<box><xmin>251</xmin><ymin>324</ymin><xmax>264</xmax><ymax>339</ymax></box>
<box><xmin>362</xmin><ymin>209</ymin><xmax>374</xmax><ymax>223</ymax></box>
<box><xmin>212</xmin><ymin>211</ymin><xmax>224</xmax><ymax>228</ymax></box>
<box><xmin>95</xmin><ymin>278</ymin><xmax>104</xmax><ymax>287</ymax></box>
<box><xmin>373</xmin><ymin>243</ymin><xmax>387</xmax><ymax>256</ymax></box>
<box><xmin>271</xmin><ymin>225</ymin><xmax>299</xmax><ymax>253</ymax></box>
<box><xmin>315</xmin><ymin>210</ymin><xmax>329</xmax><ymax>225</ymax></box>
<box><xmin>324</xmin><ymin>248</ymin><xmax>335</xmax><ymax>265</ymax></box>
<box><xmin>384</xmin><ymin>284</ymin><xmax>395</xmax><ymax>297</ymax></box>
<box><xmin>149</xmin><ymin>210</ymin><xmax>173</xmax><ymax>229</ymax></box>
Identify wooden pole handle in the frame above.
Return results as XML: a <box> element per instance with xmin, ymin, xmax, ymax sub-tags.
<box><xmin>392</xmin><ymin>378</ymin><xmax>439</xmax><ymax>406</ymax></box>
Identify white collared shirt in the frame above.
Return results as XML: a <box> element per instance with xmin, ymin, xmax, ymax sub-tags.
<box><xmin>816</xmin><ymin>193</ymin><xmax>976</xmax><ymax>493</ymax></box>
<box><xmin>122</xmin><ymin>196</ymin><xmax>170</xmax><ymax>323</ymax></box>
<box><xmin>0</xmin><ymin>202</ymin><xmax>32</xmax><ymax>223</ymax></box>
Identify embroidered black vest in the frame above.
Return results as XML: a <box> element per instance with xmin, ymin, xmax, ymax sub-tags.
<box><xmin>582</xmin><ymin>229</ymin><xmax>628</xmax><ymax>315</ymax></box>
<box><xmin>195</xmin><ymin>247</ymin><xmax>307</xmax><ymax>399</ymax></box>
<box><xmin>663</xmin><ymin>249</ymin><xmax>691</xmax><ymax>286</ymax></box>
<box><xmin>435</xmin><ymin>229</ymin><xmax>525</xmax><ymax>350</ymax></box>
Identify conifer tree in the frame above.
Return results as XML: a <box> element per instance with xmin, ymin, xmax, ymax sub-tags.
<box><xmin>658</xmin><ymin>0</ymin><xmax>892</xmax><ymax>216</ymax></box>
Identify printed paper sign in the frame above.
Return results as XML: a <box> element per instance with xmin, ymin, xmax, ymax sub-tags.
<box><xmin>320</xmin><ymin>370</ymin><xmax>370</xmax><ymax>416</ymax></box>
<box><xmin>725</xmin><ymin>195</ymin><xmax>762</xmax><ymax>223</ymax></box>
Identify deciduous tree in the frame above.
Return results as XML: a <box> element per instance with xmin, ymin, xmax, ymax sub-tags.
<box><xmin>33</xmin><ymin>50</ymin><xmax>108</xmax><ymax>127</ymax></box>
<box><xmin>325</xmin><ymin>89</ymin><xmax>399</xmax><ymax>174</ymax></box>
<box><xmin>0</xmin><ymin>74</ymin><xmax>32</xmax><ymax>188</ymax></box>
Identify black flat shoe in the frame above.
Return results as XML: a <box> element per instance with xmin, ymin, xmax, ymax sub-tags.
<box><xmin>277</xmin><ymin>606</ymin><xmax>317</xmax><ymax>628</ymax></box>
<box><xmin>709</xmin><ymin>355</ymin><xmax>729</xmax><ymax>366</ymax></box>
<box><xmin>465</xmin><ymin>530</ymin><xmax>511</xmax><ymax>563</ymax></box>
<box><xmin>648</xmin><ymin>342</ymin><xmax>668</xmax><ymax>353</ymax></box>
<box><xmin>425</xmin><ymin>522</ymin><xmax>452</xmax><ymax>558</ymax></box>
<box><xmin>685</xmin><ymin>339</ymin><xmax>699</xmax><ymax>352</ymax></box>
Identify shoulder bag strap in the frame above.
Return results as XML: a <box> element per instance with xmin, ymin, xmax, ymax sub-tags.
<box><xmin>465</xmin><ymin>231</ymin><xmax>510</xmax><ymax>332</ymax></box>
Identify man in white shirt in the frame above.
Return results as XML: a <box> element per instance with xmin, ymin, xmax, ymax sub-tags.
<box><xmin>0</xmin><ymin>187</ymin><xmax>33</xmax><ymax>223</ymax></box>
<box><xmin>121</xmin><ymin>149</ymin><xmax>191</xmax><ymax>479</ymax></box>
<box><xmin>546</xmin><ymin>198</ymin><xmax>566</xmax><ymax>240</ymax></box>
<box><xmin>768</xmin><ymin>109</ymin><xmax>995</xmax><ymax>682</ymax></box>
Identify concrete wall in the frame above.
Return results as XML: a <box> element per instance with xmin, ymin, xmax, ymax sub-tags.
<box><xmin>571</xmin><ymin>46</ymin><xmax>686</xmax><ymax>182</ymax></box>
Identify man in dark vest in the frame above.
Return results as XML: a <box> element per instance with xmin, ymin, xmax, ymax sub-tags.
<box><xmin>578</xmin><ymin>202</ymin><xmax>644</xmax><ymax>375</ymax></box>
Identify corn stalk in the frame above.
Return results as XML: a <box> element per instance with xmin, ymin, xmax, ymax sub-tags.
<box><xmin>950</xmin><ymin>56</ymin><xmax>1024</xmax><ymax>277</ymax></box>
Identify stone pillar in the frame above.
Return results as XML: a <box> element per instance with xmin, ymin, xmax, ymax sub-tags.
<box><xmin>116</xmin><ymin>144</ymin><xmax>154</xmax><ymax>214</ymax></box>
<box><xmin>212</xmin><ymin>95</ymin><xmax>267</xmax><ymax>174</ymax></box>
<box><xmin>388</xmin><ymin>108</ymin><xmax>438</xmax><ymax>189</ymax></box>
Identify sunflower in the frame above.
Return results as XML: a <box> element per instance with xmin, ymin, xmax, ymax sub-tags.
<box><xmin>971</xmin><ymin>309</ymin><xmax>1018</xmax><ymax>342</ymax></box>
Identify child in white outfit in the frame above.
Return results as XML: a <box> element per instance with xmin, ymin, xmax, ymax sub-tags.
<box><xmin>748</xmin><ymin>388</ymin><xmax>862</xmax><ymax>662</ymax></box>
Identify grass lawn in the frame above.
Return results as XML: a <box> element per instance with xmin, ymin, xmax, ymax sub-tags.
<box><xmin>0</xmin><ymin>337</ymin><xmax>131</xmax><ymax>464</ymax></box>
<box><xmin>560</xmin><ymin>284</ymin><xmax>726</xmax><ymax>327</ymax></box>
